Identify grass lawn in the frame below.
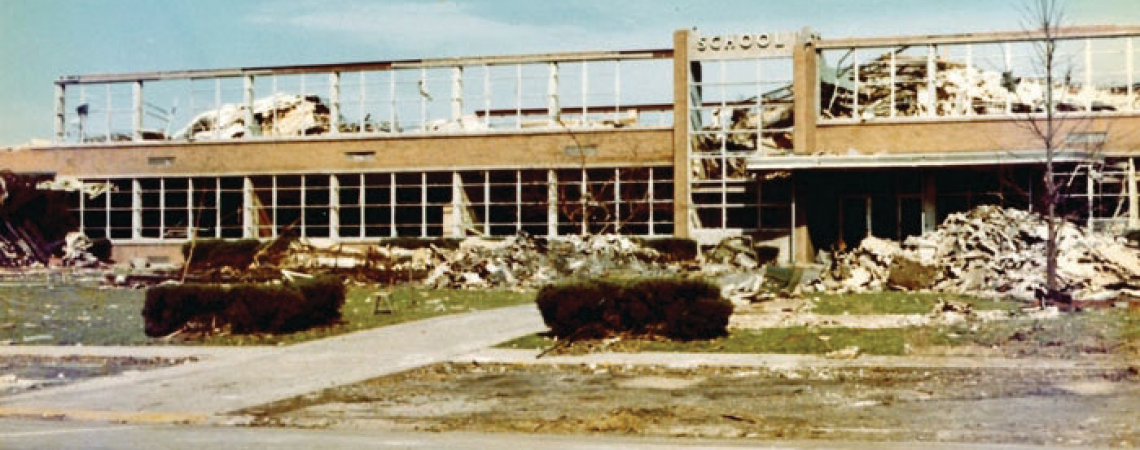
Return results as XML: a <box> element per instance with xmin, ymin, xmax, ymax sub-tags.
<box><xmin>0</xmin><ymin>283</ymin><xmax>148</xmax><ymax>345</ymax></box>
<box><xmin>501</xmin><ymin>310</ymin><xmax>1140</xmax><ymax>358</ymax></box>
<box><xmin>0</xmin><ymin>283</ymin><xmax>533</xmax><ymax>346</ymax></box>
<box><xmin>808</xmin><ymin>292</ymin><xmax>1022</xmax><ymax>315</ymax></box>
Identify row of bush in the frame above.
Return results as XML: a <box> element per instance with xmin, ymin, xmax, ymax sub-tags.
<box><xmin>142</xmin><ymin>275</ymin><xmax>346</xmax><ymax>337</ymax></box>
<box><xmin>535</xmin><ymin>277</ymin><xmax>731</xmax><ymax>341</ymax></box>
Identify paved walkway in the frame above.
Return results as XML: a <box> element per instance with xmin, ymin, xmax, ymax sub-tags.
<box><xmin>0</xmin><ymin>304</ymin><xmax>545</xmax><ymax>422</ymax></box>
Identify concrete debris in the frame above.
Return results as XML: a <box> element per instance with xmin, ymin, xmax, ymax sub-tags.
<box><xmin>717</xmin><ymin>270</ymin><xmax>767</xmax><ymax>306</ymax></box>
<box><xmin>174</xmin><ymin>93</ymin><xmax>331</xmax><ymax>141</ymax></box>
<box><xmin>35</xmin><ymin>177</ymin><xmax>113</xmax><ymax>199</ymax></box>
<box><xmin>1</xmin><ymin>171</ymin><xmax>98</xmax><ymax>268</ymax></box>
<box><xmin>253</xmin><ymin>232</ymin><xmax>676</xmax><ymax>289</ymax></box>
<box><xmin>427</xmin><ymin>114</ymin><xmax>488</xmax><ymax>133</ymax></box>
<box><xmin>703</xmin><ymin>236</ymin><xmax>781</xmax><ymax>271</ymax></box>
<box><xmin>423</xmin><ymin>233</ymin><xmax>669</xmax><ymax>289</ymax></box>
<box><xmin>61</xmin><ymin>232</ymin><xmax>101</xmax><ymax>267</ymax></box>
<box><xmin>172</xmin><ymin>95</ymin><xmax>638</xmax><ymax>142</ymax></box>
<box><xmin>825</xmin><ymin>346</ymin><xmax>861</xmax><ymax>359</ymax></box>
<box><xmin>810</xmin><ymin>205</ymin><xmax>1140</xmax><ymax>304</ymax></box>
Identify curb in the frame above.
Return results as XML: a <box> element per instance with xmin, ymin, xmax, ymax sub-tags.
<box><xmin>0</xmin><ymin>406</ymin><xmax>211</xmax><ymax>425</ymax></box>
<box><xmin>458</xmin><ymin>348</ymin><xmax>1140</xmax><ymax>370</ymax></box>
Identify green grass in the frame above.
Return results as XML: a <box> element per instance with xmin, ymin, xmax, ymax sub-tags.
<box><xmin>808</xmin><ymin>292</ymin><xmax>1021</xmax><ymax>315</ymax></box>
<box><xmin>0</xmin><ymin>283</ymin><xmax>148</xmax><ymax>345</ymax></box>
<box><xmin>501</xmin><ymin>327</ymin><xmax>917</xmax><ymax>355</ymax></box>
<box><xmin>0</xmin><ymin>283</ymin><xmax>533</xmax><ymax>346</ymax></box>
<box><xmin>501</xmin><ymin>309</ymin><xmax>1140</xmax><ymax>358</ymax></box>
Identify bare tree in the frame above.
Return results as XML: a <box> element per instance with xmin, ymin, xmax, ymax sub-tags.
<box><xmin>1019</xmin><ymin>0</ymin><xmax>1066</xmax><ymax>307</ymax></box>
<box><xmin>554</xmin><ymin>117</ymin><xmax>653</xmax><ymax>236</ymax></box>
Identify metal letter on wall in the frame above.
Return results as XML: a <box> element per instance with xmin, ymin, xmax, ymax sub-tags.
<box><xmin>688</xmin><ymin>31</ymin><xmax>802</xmax><ymax>60</ymax></box>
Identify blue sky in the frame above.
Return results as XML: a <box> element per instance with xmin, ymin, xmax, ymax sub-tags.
<box><xmin>1</xmin><ymin>0</ymin><xmax>1137</xmax><ymax>146</ymax></box>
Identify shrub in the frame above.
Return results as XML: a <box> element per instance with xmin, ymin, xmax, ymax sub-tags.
<box><xmin>535</xmin><ymin>277</ymin><xmax>730</xmax><ymax>341</ymax></box>
<box><xmin>142</xmin><ymin>275</ymin><xmax>346</xmax><ymax>337</ymax></box>
<box><xmin>181</xmin><ymin>239</ymin><xmax>264</xmax><ymax>270</ymax></box>
<box><xmin>635</xmin><ymin>238</ymin><xmax>699</xmax><ymax>262</ymax></box>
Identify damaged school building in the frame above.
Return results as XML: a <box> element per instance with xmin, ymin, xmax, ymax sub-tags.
<box><xmin>3</xmin><ymin>25</ymin><xmax>1140</xmax><ymax>266</ymax></box>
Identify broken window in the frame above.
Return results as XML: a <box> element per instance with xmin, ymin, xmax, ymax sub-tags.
<box><xmin>820</xmin><ymin>34</ymin><xmax>1140</xmax><ymax>121</ymax></box>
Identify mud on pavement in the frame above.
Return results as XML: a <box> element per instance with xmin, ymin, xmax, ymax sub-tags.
<box><xmin>240</xmin><ymin>362</ymin><xmax>1140</xmax><ymax>447</ymax></box>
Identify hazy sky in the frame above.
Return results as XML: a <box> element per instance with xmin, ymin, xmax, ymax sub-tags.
<box><xmin>1</xmin><ymin>0</ymin><xmax>1137</xmax><ymax>146</ymax></box>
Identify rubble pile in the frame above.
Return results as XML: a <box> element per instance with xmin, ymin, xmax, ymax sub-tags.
<box><xmin>423</xmin><ymin>233</ymin><xmax>668</xmax><ymax>289</ymax></box>
<box><xmin>812</xmin><ymin>205</ymin><xmax>1140</xmax><ymax>303</ymax></box>
<box><xmin>226</xmin><ymin>232</ymin><xmax>676</xmax><ymax>289</ymax></box>
<box><xmin>173</xmin><ymin>93</ymin><xmax>332</xmax><ymax>141</ymax></box>
<box><xmin>0</xmin><ymin>171</ymin><xmax>103</xmax><ymax>267</ymax></box>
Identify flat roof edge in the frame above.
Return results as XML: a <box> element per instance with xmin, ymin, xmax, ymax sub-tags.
<box><xmin>57</xmin><ymin>48</ymin><xmax>674</xmax><ymax>85</ymax></box>
<box><xmin>817</xmin><ymin>24</ymin><xmax>1140</xmax><ymax>49</ymax></box>
<box><xmin>746</xmin><ymin>149</ymin><xmax>1105</xmax><ymax>170</ymax></box>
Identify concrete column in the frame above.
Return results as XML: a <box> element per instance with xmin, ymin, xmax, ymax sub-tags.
<box><xmin>547</xmin><ymin>169</ymin><xmax>558</xmax><ymax>237</ymax></box>
<box><xmin>132</xmin><ymin>81</ymin><xmax>143</xmax><ymax>142</ymax></box>
<box><xmin>187</xmin><ymin>178</ymin><xmax>195</xmax><ymax>239</ymax></box>
<box><xmin>243</xmin><ymin>75</ymin><xmax>255</xmax><ymax>137</ymax></box>
<box><xmin>672</xmin><ymin>29</ymin><xmax>693</xmax><ymax>239</ymax></box>
<box><xmin>450</xmin><ymin>172</ymin><xmax>464</xmax><ymax>237</ymax></box>
<box><xmin>792</xmin><ymin>27</ymin><xmax>818</xmax><ymax>154</ymax></box>
<box><xmin>1087</xmin><ymin>168</ymin><xmax>1095</xmax><ymax>230</ymax></box>
<box><xmin>242</xmin><ymin>177</ymin><xmax>255</xmax><ymax>238</ymax></box>
<box><xmin>131</xmin><ymin>179</ymin><xmax>142</xmax><ymax>240</ymax></box>
<box><xmin>1084</xmin><ymin>39</ymin><xmax>1094</xmax><ymax>112</ymax></box>
<box><xmin>547</xmin><ymin>62</ymin><xmax>559</xmax><ymax>123</ymax></box>
<box><xmin>922</xmin><ymin>173</ymin><xmax>937</xmax><ymax>232</ymax></box>
<box><xmin>451</xmin><ymin>66</ymin><xmax>464</xmax><ymax>121</ymax></box>
<box><xmin>329</xmin><ymin>174</ymin><xmax>340</xmax><ymax>239</ymax></box>
<box><xmin>1129</xmin><ymin>158</ymin><xmax>1139</xmax><ymax>229</ymax></box>
<box><xmin>792</xmin><ymin>175</ymin><xmax>814</xmax><ymax>263</ymax></box>
<box><xmin>926</xmin><ymin>45</ymin><xmax>936</xmax><ymax>116</ymax></box>
<box><xmin>54</xmin><ymin>83</ymin><xmax>65</xmax><ymax>143</ymax></box>
<box><xmin>329</xmin><ymin>72</ymin><xmax>341</xmax><ymax>134</ymax></box>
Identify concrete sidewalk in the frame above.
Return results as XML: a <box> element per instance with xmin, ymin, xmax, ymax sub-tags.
<box><xmin>0</xmin><ymin>304</ymin><xmax>545</xmax><ymax>421</ymax></box>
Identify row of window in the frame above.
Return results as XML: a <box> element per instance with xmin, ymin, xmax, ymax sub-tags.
<box><xmin>58</xmin><ymin>59</ymin><xmax>675</xmax><ymax>144</ymax></box>
<box><xmin>72</xmin><ymin>167</ymin><xmax>675</xmax><ymax>241</ymax></box>
<box><xmin>820</xmin><ymin>36</ymin><xmax>1140</xmax><ymax>120</ymax></box>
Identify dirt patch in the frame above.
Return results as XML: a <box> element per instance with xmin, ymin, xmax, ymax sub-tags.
<box><xmin>729</xmin><ymin>300</ymin><xmax>1057</xmax><ymax>330</ymax></box>
<box><xmin>0</xmin><ymin>355</ymin><xmax>196</xmax><ymax>396</ymax></box>
<box><xmin>243</xmin><ymin>362</ymin><xmax>1140</xmax><ymax>446</ymax></box>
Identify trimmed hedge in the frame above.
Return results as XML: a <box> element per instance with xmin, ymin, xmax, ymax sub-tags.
<box><xmin>635</xmin><ymin>237</ymin><xmax>699</xmax><ymax>262</ymax></box>
<box><xmin>142</xmin><ymin>275</ymin><xmax>346</xmax><ymax>337</ymax></box>
<box><xmin>535</xmin><ymin>277</ymin><xmax>731</xmax><ymax>341</ymax></box>
<box><xmin>181</xmin><ymin>239</ymin><xmax>264</xmax><ymax>270</ymax></box>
